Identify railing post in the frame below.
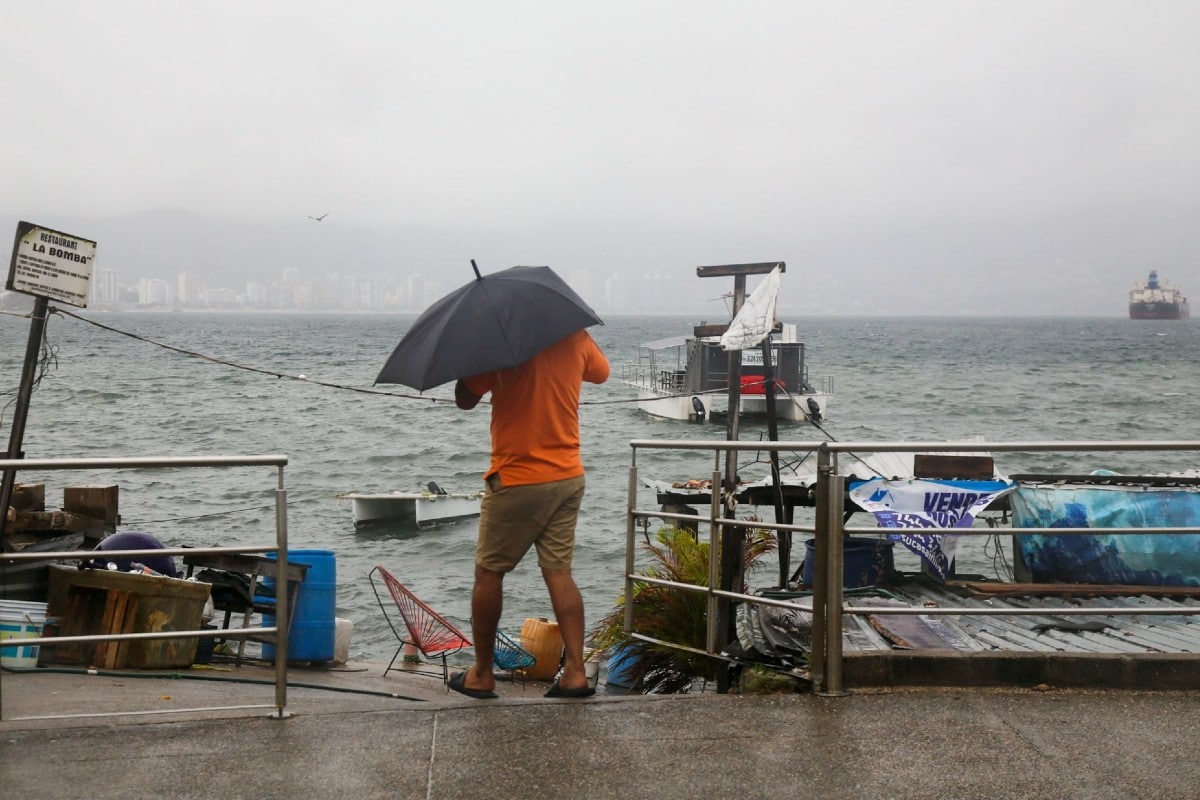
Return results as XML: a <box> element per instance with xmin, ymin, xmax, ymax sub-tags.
<box><xmin>810</xmin><ymin>445</ymin><xmax>830</xmax><ymax>692</ymax></box>
<box><xmin>624</xmin><ymin>458</ymin><xmax>638</xmax><ymax>636</ymax></box>
<box><xmin>820</xmin><ymin>472</ymin><xmax>849</xmax><ymax>697</ymax></box>
<box><xmin>706</xmin><ymin>468</ymin><xmax>721</xmax><ymax>656</ymax></box>
<box><xmin>271</xmin><ymin>465</ymin><xmax>291</xmax><ymax>718</ymax></box>
<box><xmin>0</xmin><ymin>454</ymin><xmax>290</xmax><ymax>723</ymax></box>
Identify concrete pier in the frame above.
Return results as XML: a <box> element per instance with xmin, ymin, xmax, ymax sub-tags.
<box><xmin>3</xmin><ymin>661</ymin><xmax>1198</xmax><ymax>799</ymax></box>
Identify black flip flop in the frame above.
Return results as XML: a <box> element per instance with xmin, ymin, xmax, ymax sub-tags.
<box><xmin>448</xmin><ymin>671</ymin><xmax>498</xmax><ymax>700</ymax></box>
<box><xmin>544</xmin><ymin>678</ymin><xmax>596</xmax><ymax>698</ymax></box>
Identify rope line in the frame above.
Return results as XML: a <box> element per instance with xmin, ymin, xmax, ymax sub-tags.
<box><xmin>50</xmin><ymin>306</ymin><xmax>448</xmax><ymax>404</ymax></box>
<box><xmin>42</xmin><ymin>308</ymin><xmax>850</xmax><ymax>434</ymax></box>
<box><xmin>47</xmin><ymin>306</ymin><xmax>801</xmax><ymax>411</ymax></box>
<box><xmin>126</xmin><ymin>493</ymin><xmax>325</xmax><ymax>526</ymax></box>
<box><xmin>1</xmin><ymin>305</ymin><xmax>58</xmax><ymax>431</ymax></box>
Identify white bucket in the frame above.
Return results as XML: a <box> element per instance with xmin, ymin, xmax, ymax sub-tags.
<box><xmin>0</xmin><ymin>599</ymin><xmax>49</xmax><ymax>669</ymax></box>
<box><xmin>333</xmin><ymin>617</ymin><xmax>352</xmax><ymax>665</ymax></box>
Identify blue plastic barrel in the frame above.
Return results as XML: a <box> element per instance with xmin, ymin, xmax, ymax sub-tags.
<box><xmin>261</xmin><ymin>549</ymin><xmax>337</xmax><ymax>663</ymax></box>
<box><xmin>801</xmin><ymin>537</ymin><xmax>895</xmax><ymax>588</ymax></box>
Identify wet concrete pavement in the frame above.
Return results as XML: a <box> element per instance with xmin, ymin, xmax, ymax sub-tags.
<box><xmin>2</xmin><ymin>661</ymin><xmax>1199</xmax><ymax>799</ymax></box>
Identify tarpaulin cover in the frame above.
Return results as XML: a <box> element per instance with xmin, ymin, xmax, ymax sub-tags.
<box><xmin>1010</xmin><ymin>483</ymin><xmax>1200</xmax><ymax>586</ymax></box>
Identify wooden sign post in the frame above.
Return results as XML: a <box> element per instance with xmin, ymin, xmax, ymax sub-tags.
<box><xmin>1</xmin><ymin>222</ymin><xmax>97</xmax><ymax>545</ymax></box>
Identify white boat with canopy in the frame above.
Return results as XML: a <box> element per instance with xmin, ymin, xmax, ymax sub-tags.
<box><xmin>621</xmin><ymin>265</ymin><xmax>833</xmax><ymax>422</ymax></box>
<box><xmin>337</xmin><ymin>482</ymin><xmax>482</xmax><ymax>528</ymax></box>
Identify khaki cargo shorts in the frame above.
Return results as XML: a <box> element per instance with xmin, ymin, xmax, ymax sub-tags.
<box><xmin>476</xmin><ymin>474</ymin><xmax>586</xmax><ymax>573</ymax></box>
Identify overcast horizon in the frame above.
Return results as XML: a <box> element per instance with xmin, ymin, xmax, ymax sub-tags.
<box><xmin>5</xmin><ymin>2</ymin><xmax>1200</xmax><ymax>316</ymax></box>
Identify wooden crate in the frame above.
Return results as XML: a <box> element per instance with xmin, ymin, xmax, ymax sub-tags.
<box><xmin>43</xmin><ymin>565</ymin><xmax>210</xmax><ymax>669</ymax></box>
<box><xmin>63</xmin><ymin>485</ymin><xmax>120</xmax><ymax>525</ymax></box>
<box><xmin>12</xmin><ymin>483</ymin><xmax>45</xmax><ymax>512</ymax></box>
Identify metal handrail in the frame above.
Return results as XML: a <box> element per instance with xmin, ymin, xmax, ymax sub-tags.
<box><xmin>0</xmin><ymin>454</ymin><xmax>292</xmax><ymax>721</ymax></box>
<box><xmin>624</xmin><ymin>438</ymin><xmax>1200</xmax><ymax>697</ymax></box>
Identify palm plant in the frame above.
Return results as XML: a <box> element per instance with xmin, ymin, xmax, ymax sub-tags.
<box><xmin>588</xmin><ymin>525</ymin><xmax>776</xmax><ymax>693</ymax></box>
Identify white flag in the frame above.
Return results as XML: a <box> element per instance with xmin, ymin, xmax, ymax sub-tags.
<box><xmin>720</xmin><ymin>266</ymin><xmax>781</xmax><ymax>351</ymax></box>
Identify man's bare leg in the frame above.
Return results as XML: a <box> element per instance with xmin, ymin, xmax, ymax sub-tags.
<box><xmin>542</xmin><ymin>567</ymin><xmax>588</xmax><ymax>690</ymax></box>
<box><xmin>466</xmin><ymin>565</ymin><xmax>503</xmax><ymax>692</ymax></box>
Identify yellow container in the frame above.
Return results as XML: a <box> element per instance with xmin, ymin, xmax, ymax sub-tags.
<box><xmin>518</xmin><ymin>617</ymin><xmax>563</xmax><ymax>680</ymax></box>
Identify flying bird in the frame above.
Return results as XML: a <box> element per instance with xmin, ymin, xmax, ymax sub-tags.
<box><xmin>308</xmin><ymin>213</ymin><xmax>329</xmax><ymax>222</ymax></box>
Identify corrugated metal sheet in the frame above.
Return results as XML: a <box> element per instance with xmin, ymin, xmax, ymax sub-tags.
<box><xmin>846</xmin><ymin>582</ymin><xmax>1200</xmax><ymax>653</ymax></box>
<box><xmin>750</xmin><ymin>580</ymin><xmax>1200</xmax><ymax>656</ymax></box>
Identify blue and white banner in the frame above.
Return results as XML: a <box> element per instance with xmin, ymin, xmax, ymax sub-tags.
<box><xmin>848</xmin><ymin>478</ymin><xmax>1016</xmax><ymax>579</ymax></box>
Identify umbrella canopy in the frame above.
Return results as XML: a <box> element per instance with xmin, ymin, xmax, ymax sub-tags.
<box><xmin>375</xmin><ymin>263</ymin><xmax>603</xmax><ymax>391</ymax></box>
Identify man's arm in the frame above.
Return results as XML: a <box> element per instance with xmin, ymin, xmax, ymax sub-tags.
<box><xmin>584</xmin><ymin>334</ymin><xmax>611</xmax><ymax>385</ymax></box>
<box><xmin>455</xmin><ymin>379</ymin><xmax>482</xmax><ymax>409</ymax></box>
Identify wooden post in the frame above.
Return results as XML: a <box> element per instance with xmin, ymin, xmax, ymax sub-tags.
<box><xmin>694</xmin><ymin>262</ymin><xmax>785</xmax><ymax>692</ymax></box>
<box><xmin>0</xmin><ymin>296</ymin><xmax>49</xmax><ymax>546</ymax></box>
<box><xmin>761</xmin><ymin>338</ymin><xmax>788</xmax><ymax>587</ymax></box>
<box><xmin>63</xmin><ymin>485</ymin><xmax>120</xmax><ymax>526</ymax></box>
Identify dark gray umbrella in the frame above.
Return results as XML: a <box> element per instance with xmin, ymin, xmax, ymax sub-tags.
<box><xmin>375</xmin><ymin>262</ymin><xmax>603</xmax><ymax>391</ymax></box>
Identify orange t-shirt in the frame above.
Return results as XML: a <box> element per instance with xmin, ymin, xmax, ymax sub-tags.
<box><xmin>462</xmin><ymin>330</ymin><xmax>610</xmax><ymax>486</ymax></box>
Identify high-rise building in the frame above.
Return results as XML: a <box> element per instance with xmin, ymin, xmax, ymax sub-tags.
<box><xmin>604</xmin><ymin>272</ymin><xmax>627</xmax><ymax>312</ymax></box>
<box><xmin>567</xmin><ymin>271</ymin><xmax>594</xmax><ymax>307</ymax></box>
<box><xmin>94</xmin><ymin>269</ymin><xmax>120</xmax><ymax>307</ymax></box>
<box><xmin>137</xmin><ymin>278</ymin><xmax>173</xmax><ymax>307</ymax></box>
<box><xmin>406</xmin><ymin>274</ymin><xmax>424</xmax><ymax>312</ymax></box>
<box><xmin>177</xmin><ymin>273</ymin><xmax>196</xmax><ymax>306</ymax></box>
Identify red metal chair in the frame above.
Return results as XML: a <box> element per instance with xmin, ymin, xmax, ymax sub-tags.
<box><xmin>369</xmin><ymin>564</ymin><xmax>472</xmax><ymax>682</ymax></box>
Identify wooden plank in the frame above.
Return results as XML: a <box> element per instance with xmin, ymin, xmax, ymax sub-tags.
<box><xmin>12</xmin><ymin>483</ymin><xmax>45</xmax><ymax>512</ymax></box>
<box><xmin>96</xmin><ymin>590</ymin><xmax>124</xmax><ymax>669</ymax></box>
<box><xmin>693</xmin><ymin>323</ymin><xmax>729</xmax><ymax>338</ymax></box>
<box><xmin>868</xmin><ymin>614</ymin><xmax>956</xmax><ymax>649</ymax></box>
<box><xmin>692</xmin><ymin>321</ymin><xmax>782</xmax><ymax>339</ymax></box>
<box><xmin>95</xmin><ymin>590</ymin><xmax>135</xmax><ymax>669</ymax></box>
<box><xmin>696</xmin><ymin>262</ymin><xmax>785</xmax><ymax>278</ymax></box>
<box><xmin>64</xmin><ymin>485</ymin><xmax>120</xmax><ymax>525</ymax></box>
<box><xmin>7</xmin><ymin>509</ymin><xmax>105</xmax><ymax>534</ymax></box>
<box><xmin>50</xmin><ymin>589</ymin><xmax>96</xmax><ymax>665</ymax></box>
<box><xmin>913</xmin><ymin>454</ymin><xmax>994</xmax><ymax>480</ymax></box>
<box><xmin>951</xmin><ymin>580</ymin><xmax>1200</xmax><ymax>598</ymax></box>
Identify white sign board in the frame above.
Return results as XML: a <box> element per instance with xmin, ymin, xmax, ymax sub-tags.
<box><xmin>740</xmin><ymin>347</ymin><xmax>777</xmax><ymax>366</ymax></box>
<box><xmin>7</xmin><ymin>221</ymin><xmax>97</xmax><ymax>308</ymax></box>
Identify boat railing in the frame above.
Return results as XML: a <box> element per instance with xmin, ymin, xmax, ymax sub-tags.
<box><xmin>658</xmin><ymin>369</ymin><xmax>687</xmax><ymax>392</ymax></box>
<box><xmin>619</xmin><ymin>362</ymin><xmax>652</xmax><ymax>388</ymax></box>
<box><xmin>810</xmin><ymin>374</ymin><xmax>834</xmax><ymax>396</ymax></box>
<box><xmin>624</xmin><ymin>438</ymin><xmax>1200</xmax><ymax>697</ymax></box>
<box><xmin>620</xmin><ymin>361</ymin><xmax>690</xmax><ymax>394</ymax></box>
<box><xmin>0</xmin><ymin>454</ymin><xmax>294</xmax><ymax>722</ymax></box>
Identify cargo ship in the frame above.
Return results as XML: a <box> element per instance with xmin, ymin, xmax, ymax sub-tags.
<box><xmin>1129</xmin><ymin>270</ymin><xmax>1190</xmax><ymax>319</ymax></box>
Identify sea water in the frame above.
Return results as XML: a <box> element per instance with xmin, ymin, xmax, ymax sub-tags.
<box><xmin>2</xmin><ymin>310</ymin><xmax>1198</xmax><ymax>662</ymax></box>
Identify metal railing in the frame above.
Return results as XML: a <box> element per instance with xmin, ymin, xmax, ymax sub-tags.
<box><xmin>625</xmin><ymin>438</ymin><xmax>1200</xmax><ymax>696</ymax></box>
<box><xmin>0</xmin><ymin>454</ymin><xmax>293</xmax><ymax>721</ymax></box>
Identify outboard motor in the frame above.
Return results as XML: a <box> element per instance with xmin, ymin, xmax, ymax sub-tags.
<box><xmin>691</xmin><ymin>396</ymin><xmax>706</xmax><ymax>422</ymax></box>
<box><xmin>806</xmin><ymin>397</ymin><xmax>822</xmax><ymax>423</ymax></box>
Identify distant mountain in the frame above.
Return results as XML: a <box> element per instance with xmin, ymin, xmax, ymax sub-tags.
<box><xmin>15</xmin><ymin>209</ymin><xmax>453</xmax><ymax>287</ymax></box>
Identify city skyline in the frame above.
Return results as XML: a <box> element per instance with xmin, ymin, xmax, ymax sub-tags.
<box><xmin>81</xmin><ymin>265</ymin><xmax>647</xmax><ymax>315</ymax></box>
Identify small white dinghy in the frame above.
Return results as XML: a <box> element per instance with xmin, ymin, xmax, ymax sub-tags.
<box><xmin>338</xmin><ymin>482</ymin><xmax>482</xmax><ymax>528</ymax></box>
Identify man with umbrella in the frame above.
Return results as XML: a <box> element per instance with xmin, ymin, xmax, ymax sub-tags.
<box><xmin>375</xmin><ymin>263</ymin><xmax>609</xmax><ymax>699</ymax></box>
<box><xmin>452</xmin><ymin>327</ymin><xmax>609</xmax><ymax>698</ymax></box>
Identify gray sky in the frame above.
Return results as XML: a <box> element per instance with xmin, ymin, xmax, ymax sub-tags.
<box><xmin>4</xmin><ymin>1</ymin><xmax>1200</xmax><ymax>315</ymax></box>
